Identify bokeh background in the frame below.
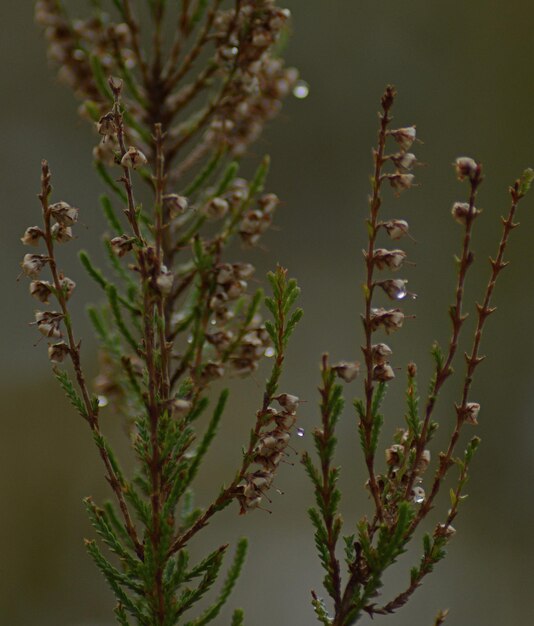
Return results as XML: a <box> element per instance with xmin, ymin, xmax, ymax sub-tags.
<box><xmin>2</xmin><ymin>1</ymin><xmax>534</xmax><ymax>624</ymax></box>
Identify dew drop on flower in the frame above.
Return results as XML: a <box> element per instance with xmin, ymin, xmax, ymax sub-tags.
<box><xmin>394</xmin><ymin>288</ymin><xmax>407</xmax><ymax>300</ymax></box>
<box><xmin>293</xmin><ymin>80</ymin><xmax>310</xmax><ymax>99</ymax></box>
<box><xmin>210</xmin><ymin>319</ymin><xmax>217</xmax><ymax>325</ymax></box>
<box><xmin>297</xmin><ymin>427</ymin><xmax>305</xmax><ymax>437</ymax></box>
<box><xmin>412</xmin><ymin>487</ymin><xmax>425</xmax><ymax>504</ymax></box>
<box><xmin>187</xmin><ymin>335</ymin><xmax>193</xmax><ymax>344</ymax></box>
<box><xmin>97</xmin><ymin>395</ymin><xmax>109</xmax><ymax>408</ymax></box>
<box><xmin>265</xmin><ymin>346</ymin><xmax>275</xmax><ymax>357</ymax></box>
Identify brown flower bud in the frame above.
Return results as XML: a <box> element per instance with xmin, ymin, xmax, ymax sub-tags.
<box><xmin>21</xmin><ymin>226</ymin><xmax>43</xmax><ymax>246</ymax></box>
<box><xmin>121</xmin><ymin>146</ymin><xmax>147</xmax><ymax>169</ymax></box>
<box><xmin>48</xmin><ymin>341</ymin><xmax>70</xmax><ymax>363</ymax></box>
<box><xmin>332</xmin><ymin>361</ymin><xmax>360</xmax><ymax>382</ymax></box>
<box><xmin>49</xmin><ymin>201</ymin><xmax>79</xmax><ymax>226</ymax></box>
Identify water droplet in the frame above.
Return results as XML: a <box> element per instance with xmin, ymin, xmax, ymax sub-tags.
<box><xmin>297</xmin><ymin>427</ymin><xmax>305</xmax><ymax>437</ymax></box>
<box><xmin>394</xmin><ymin>288</ymin><xmax>408</xmax><ymax>300</ymax></box>
<box><xmin>187</xmin><ymin>335</ymin><xmax>193</xmax><ymax>344</ymax></box>
<box><xmin>265</xmin><ymin>346</ymin><xmax>275</xmax><ymax>358</ymax></box>
<box><xmin>97</xmin><ymin>395</ymin><xmax>109</xmax><ymax>408</ymax></box>
<box><xmin>210</xmin><ymin>319</ymin><xmax>217</xmax><ymax>325</ymax></box>
<box><xmin>412</xmin><ymin>487</ymin><xmax>425</xmax><ymax>504</ymax></box>
<box><xmin>293</xmin><ymin>80</ymin><xmax>310</xmax><ymax>99</ymax></box>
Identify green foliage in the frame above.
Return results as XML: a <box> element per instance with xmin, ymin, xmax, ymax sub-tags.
<box><xmin>53</xmin><ymin>368</ymin><xmax>88</xmax><ymax>420</ymax></box>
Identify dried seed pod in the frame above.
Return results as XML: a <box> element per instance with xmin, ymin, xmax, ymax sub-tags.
<box><xmin>96</xmin><ymin>112</ymin><xmax>117</xmax><ymax>137</ymax></box>
<box><xmin>378</xmin><ymin>279</ymin><xmax>410</xmax><ymax>300</ymax></box>
<box><xmin>274</xmin><ymin>393</ymin><xmax>299</xmax><ymax>414</ymax></box>
<box><xmin>387</xmin><ymin>173</ymin><xmax>415</xmax><ymax>193</ymax></box>
<box><xmin>463</xmin><ymin>402</ymin><xmax>480</xmax><ymax>425</ymax></box>
<box><xmin>155</xmin><ymin>266</ymin><xmax>174</xmax><ymax>295</ymax></box>
<box><xmin>202</xmin><ymin>197</ymin><xmax>229</xmax><ymax>220</ymax></box>
<box><xmin>391</xmin><ymin>152</ymin><xmax>417</xmax><ymax>172</ymax></box>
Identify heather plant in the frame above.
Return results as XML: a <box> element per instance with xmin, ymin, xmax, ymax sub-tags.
<box><xmin>20</xmin><ymin>2</ymin><xmax>532</xmax><ymax>625</ymax></box>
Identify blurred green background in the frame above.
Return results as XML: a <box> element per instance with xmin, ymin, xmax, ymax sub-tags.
<box><xmin>2</xmin><ymin>1</ymin><xmax>534</xmax><ymax>624</ymax></box>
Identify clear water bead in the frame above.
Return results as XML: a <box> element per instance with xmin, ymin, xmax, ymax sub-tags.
<box><xmin>265</xmin><ymin>346</ymin><xmax>275</xmax><ymax>358</ymax></box>
<box><xmin>97</xmin><ymin>395</ymin><xmax>109</xmax><ymax>408</ymax></box>
<box><xmin>297</xmin><ymin>427</ymin><xmax>305</xmax><ymax>437</ymax></box>
<box><xmin>293</xmin><ymin>80</ymin><xmax>310</xmax><ymax>99</ymax></box>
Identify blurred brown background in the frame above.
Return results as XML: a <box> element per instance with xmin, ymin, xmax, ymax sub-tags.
<box><xmin>1</xmin><ymin>1</ymin><xmax>534</xmax><ymax>624</ymax></box>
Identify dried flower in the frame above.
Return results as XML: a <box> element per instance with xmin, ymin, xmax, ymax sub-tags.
<box><xmin>202</xmin><ymin>197</ymin><xmax>229</xmax><ymax>220</ymax></box>
<box><xmin>110</xmin><ymin>235</ymin><xmax>135</xmax><ymax>257</ymax></box>
<box><xmin>372</xmin><ymin>343</ymin><xmax>393</xmax><ymax>363</ymax></box>
<box><xmin>385</xmin><ymin>444</ymin><xmax>404</xmax><ymax>466</ymax></box>
<box><xmin>21</xmin><ymin>226</ymin><xmax>43</xmax><ymax>246</ymax></box>
<box><xmin>30</xmin><ymin>280</ymin><xmax>53</xmax><ymax>303</ymax></box>
<box><xmin>383</xmin><ymin>219</ymin><xmax>410</xmax><ymax>240</ymax></box>
<box><xmin>369</xmin><ymin>308</ymin><xmax>404</xmax><ymax>333</ymax></box>
<box><xmin>372</xmin><ymin>248</ymin><xmax>407</xmax><ymax>271</ymax></box>
<box><xmin>96</xmin><ymin>112</ymin><xmax>117</xmax><ymax>137</ymax></box>
<box><xmin>163</xmin><ymin>194</ymin><xmax>189</xmax><ymax>218</ymax></box>
<box><xmin>49</xmin><ymin>201</ymin><xmax>79</xmax><ymax>226</ymax></box>
<box><xmin>451</xmin><ymin>201</ymin><xmax>481</xmax><ymax>225</ymax></box>
<box><xmin>34</xmin><ymin>310</ymin><xmax>63</xmax><ymax>338</ymax></box>
<box><xmin>387</xmin><ymin>173</ymin><xmax>415</xmax><ymax>193</ymax></box>
<box><xmin>434</xmin><ymin>523</ymin><xmax>456</xmax><ymax>539</ymax></box>
<box><xmin>171</xmin><ymin>398</ymin><xmax>192</xmax><ymax>418</ymax></box>
<box><xmin>372</xmin><ymin>362</ymin><xmax>396</xmax><ymax>381</ymax></box>
<box><xmin>454</xmin><ymin>156</ymin><xmax>479</xmax><ymax>182</ymax></box>
<box><xmin>389</xmin><ymin>126</ymin><xmax>416</xmax><ymax>151</ymax></box>
<box><xmin>155</xmin><ymin>266</ymin><xmax>174</xmax><ymax>295</ymax></box>
<box><xmin>51</xmin><ymin>223</ymin><xmax>73</xmax><ymax>243</ymax></box>
<box><xmin>332</xmin><ymin>361</ymin><xmax>360</xmax><ymax>382</ymax></box>
<box><xmin>274</xmin><ymin>393</ymin><xmax>299</xmax><ymax>414</ymax></box>
<box><xmin>121</xmin><ymin>146</ymin><xmax>147</xmax><ymax>169</ymax></box>
<box><xmin>378</xmin><ymin>278</ymin><xmax>410</xmax><ymax>300</ymax></box>
<box><xmin>391</xmin><ymin>152</ymin><xmax>417</xmax><ymax>172</ymax></box>
<box><xmin>48</xmin><ymin>341</ymin><xmax>70</xmax><ymax>363</ymax></box>
<box><xmin>463</xmin><ymin>402</ymin><xmax>480</xmax><ymax>425</ymax></box>
<box><xmin>59</xmin><ymin>276</ymin><xmax>76</xmax><ymax>299</ymax></box>
<box><xmin>21</xmin><ymin>253</ymin><xmax>49</xmax><ymax>278</ymax></box>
